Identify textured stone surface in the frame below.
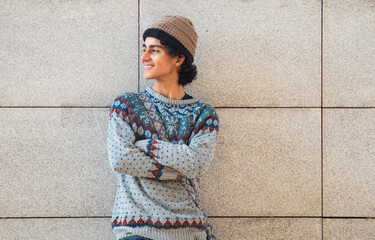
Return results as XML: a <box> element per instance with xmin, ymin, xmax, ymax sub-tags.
<box><xmin>323</xmin><ymin>0</ymin><xmax>375</xmax><ymax>107</ymax></box>
<box><xmin>0</xmin><ymin>107</ymin><xmax>321</xmax><ymax>218</ymax></box>
<box><xmin>139</xmin><ymin>0</ymin><xmax>321</xmax><ymax>107</ymax></box>
<box><xmin>0</xmin><ymin>218</ymin><xmax>113</xmax><ymax>240</ymax></box>
<box><xmin>0</xmin><ymin>108</ymin><xmax>116</xmax><ymax>217</ymax></box>
<box><xmin>201</xmin><ymin>108</ymin><xmax>321</xmax><ymax>216</ymax></box>
<box><xmin>210</xmin><ymin>217</ymin><xmax>321</xmax><ymax>240</ymax></box>
<box><xmin>1</xmin><ymin>0</ymin><xmax>374</xmax><ymax>239</ymax></box>
<box><xmin>0</xmin><ymin>1</ymin><xmax>138</xmax><ymax>106</ymax></box>
<box><xmin>323</xmin><ymin>109</ymin><xmax>375</xmax><ymax>217</ymax></box>
<box><xmin>324</xmin><ymin>219</ymin><xmax>375</xmax><ymax>240</ymax></box>
<box><xmin>0</xmin><ymin>217</ymin><xmax>321</xmax><ymax>240</ymax></box>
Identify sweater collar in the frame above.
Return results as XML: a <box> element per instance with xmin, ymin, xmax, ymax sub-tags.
<box><xmin>145</xmin><ymin>87</ymin><xmax>199</xmax><ymax>105</ymax></box>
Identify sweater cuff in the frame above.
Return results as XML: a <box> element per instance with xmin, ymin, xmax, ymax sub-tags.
<box><xmin>146</xmin><ymin>139</ymin><xmax>159</xmax><ymax>158</ymax></box>
<box><xmin>150</xmin><ymin>161</ymin><xmax>164</xmax><ymax>180</ymax></box>
<box><xmin>134</xmin><ymin>139</ymin><xmax>167</xmax><ymax>180</ymax></box>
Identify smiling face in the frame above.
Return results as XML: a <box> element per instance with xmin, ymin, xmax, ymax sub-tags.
<box><xmin>141</xmin><ymin>37</ymin><xmax>181</xmax><ymax>82</ymax></box>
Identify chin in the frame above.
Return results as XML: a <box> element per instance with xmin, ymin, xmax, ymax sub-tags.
<box><xmin>143</xmin><ymin>75</ymin><xmax>153</xmax><ymax>79</ymax></box>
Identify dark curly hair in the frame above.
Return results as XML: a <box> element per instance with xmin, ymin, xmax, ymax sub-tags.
<box><xmin>159</xmin><ymin>39</ymin><xmax>198</xmax><ymax>87</ymax></box>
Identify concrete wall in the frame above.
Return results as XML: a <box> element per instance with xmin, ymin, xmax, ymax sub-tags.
<box><xmin>1</xmin><ymin>0</ymin><xmax>374</xmax><ymax>239</ymax></box>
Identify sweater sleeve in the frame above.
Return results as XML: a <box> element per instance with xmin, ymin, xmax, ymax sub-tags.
<box><xmin>133</xmin><ymin>106</ymin><xmax>219</xmax><ymax>179</ymax></box>
<box><xmin>107</xmin><ymin>95</ymin><xmax>178</xmax><ymax>180</ymax></box>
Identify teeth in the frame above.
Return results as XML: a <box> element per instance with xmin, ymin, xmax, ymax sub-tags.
<box><xmin>144</xmin><ymin>65</ymin><xmax>153</xmax><ymax>68</ymax></box>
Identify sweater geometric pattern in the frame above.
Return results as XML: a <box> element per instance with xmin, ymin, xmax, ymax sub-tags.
<box><xmin>107</xmin><ymin>87</ymin><xmax>219</xmax><ymax>240</ymax></box>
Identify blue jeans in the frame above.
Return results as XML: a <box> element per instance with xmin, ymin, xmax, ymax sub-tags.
<box><xmin>119</xmin><ymin>236</ymin><xmax>153</xmax><ymax>240</ymax></box>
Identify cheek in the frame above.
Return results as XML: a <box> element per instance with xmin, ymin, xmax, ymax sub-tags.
<box><xmin>158</xmin><ymin>61</ymin><xmax>174</xmax><ymax>70</ymax></box>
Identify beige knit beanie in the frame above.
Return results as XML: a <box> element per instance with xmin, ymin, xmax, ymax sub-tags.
<box><xmin>143</xmin><ymin>15</ymin><xmax>198</xmax><ymax>63</ymax></box>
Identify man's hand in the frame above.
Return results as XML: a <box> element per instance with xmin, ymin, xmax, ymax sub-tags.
<box><xmin>178</xmin><ymin>171</ymin><xmax>203</xmax><ymax>178</ymax></box>
<box><xmin>134</xmin><ymin>139</ymin><xmax>149</xmax><ymax>152</ymax></box>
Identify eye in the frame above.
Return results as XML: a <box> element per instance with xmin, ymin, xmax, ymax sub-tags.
<box><xmin>141</xmin><ymin>49</ymin><xmax>158</xmax><ymax>53</ymax></box>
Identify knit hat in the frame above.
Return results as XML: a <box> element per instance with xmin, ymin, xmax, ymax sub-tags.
<box><xmin>142</xmin><ymin>15</ymin><xmax>198</xmax><ymax>64</ymax></box>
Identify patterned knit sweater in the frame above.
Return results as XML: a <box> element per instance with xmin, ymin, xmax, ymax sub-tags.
<box><xmin>107</xmin><ymin>87</ymin><xmax>219</xmax><ymax>240</ymax></box>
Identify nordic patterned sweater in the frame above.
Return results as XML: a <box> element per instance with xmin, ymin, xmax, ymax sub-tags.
<box><xmin>107</xmin><ymin>87</ymin><xmax>219</xmax><ymax>240</ymax></box>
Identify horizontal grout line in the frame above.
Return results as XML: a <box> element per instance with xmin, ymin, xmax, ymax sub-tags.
<box><xmin>209</xmin><ymin>216</ymin><xmax>375</xmax><ymax>219</ymax></box>
<box><xmin>209</xmin><ymin>216</ymin><xmax>321</xmax><ymax>219</ymax></box>
<box><xmin>1</xmin><ymin>106</ymin><xmax>375</xmax><ymax>109</ymax></box>
<box><xmin>216</xmin><ymin>107</ymin><xmax>375</xmax><ymax>109</ymax></box>
<box><xmin>1</xmin><ymin>216</ymin><xmax>111</xmax><ymax>219</ymax></box>
<box><xmin>0</xmin><ymin>106</ymin><xmax>109</xmax><ymax>108</ymax></box>
<box><xmin>322</xmin><ymin>217</ymin><xmax>375</xmax><ymax>219</ymax></box>
<box><xmin>2</xmin><ymin>216</ymin><xmax>374</xmax><ymax>220</ymax></box>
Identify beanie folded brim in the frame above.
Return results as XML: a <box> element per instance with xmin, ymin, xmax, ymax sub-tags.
<box><xmin>143</xmin><ymin>28</ymin><xmax>194</xmax><ymax>64</ymax></box>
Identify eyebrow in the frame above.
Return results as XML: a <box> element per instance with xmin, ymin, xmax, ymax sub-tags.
<box><xmin>142</xmin><ymin>44</ymin><xmax>165</xmax><ymax>49</ymax></box>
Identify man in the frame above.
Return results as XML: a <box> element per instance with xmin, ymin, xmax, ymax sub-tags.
<box><xmin>107</xmin><ymin>15</ymin><xmax>219</xmax><ymax>240</ymax></box>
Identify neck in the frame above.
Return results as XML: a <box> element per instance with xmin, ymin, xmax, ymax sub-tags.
<box><xmin>151</xmin><ymin>80</ymin><xmax>185</xmax><ymax>100</ymax></box>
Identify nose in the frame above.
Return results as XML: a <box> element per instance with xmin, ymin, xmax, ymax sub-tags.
<box><xmin>141</xmin><ymin>50</ymin><xmax>150</xmax><ymax>63</ymax></box>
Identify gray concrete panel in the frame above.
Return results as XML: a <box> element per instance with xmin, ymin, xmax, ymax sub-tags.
<box><xmin>0</xmin><ymin>218</ymin><xmax>114</xmax><ymax>240</ymax></box>
<box><xmin>323</xmin><ymin>219</ymin><xmax>375</xmax><ymax>240</ymax></box>
<box><xmin>201</xmin><ymin>108</ymin><xmax>321</xmax><ymax>216</ymax></box>
<box><xmin>139</xmin><ymin>0</ymin><xmax>321</xmax><ymax>107</ymax></box>
<box><xmin>0</xmin><ymin>1</ymin><xmax>138</xmax><ymax>106</ymax></box>
<box><xmin>1</xmin><ymin>107</ymin><xmax>321</xmax><ymax>218</ymax></box>
<box><xmin>211</xmin><ymin>217</ymin><xmax>321</xmax><ymax>240</ymax></box>
<box><xmin>323</xmin><ymin>0</ymin><xmax>375</xmax><ymax>107</ymax></box>
<box><xmin>323</xmin><ymin>109</ymin><xmax>375</xmax><ymax>217</ymax></box>
<box><xmin>0</xmin><ymin>217</ymin><xmax>321</xmax><ymax>240</ymax></box>
<box><xmin>0</xmin><ymin>108</ymin><xmax>116</xmax><ymax>217</ymax></box>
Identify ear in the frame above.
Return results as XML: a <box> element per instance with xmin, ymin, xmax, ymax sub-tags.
<box><xmin>175</xmin><ymin>55</ymin><xmax>186</xmax><ymax>67</ymax></box>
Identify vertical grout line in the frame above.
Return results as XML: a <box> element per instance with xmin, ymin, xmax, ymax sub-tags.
<box><xmin>321</xmin><ymin>0</ymin><xmax>324</xmax><ymax>239</ymax></box>
<box><xmin>137</xmin><ymin>0</ymin><xmax>140</xmax><ymax>93</ymax></box>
